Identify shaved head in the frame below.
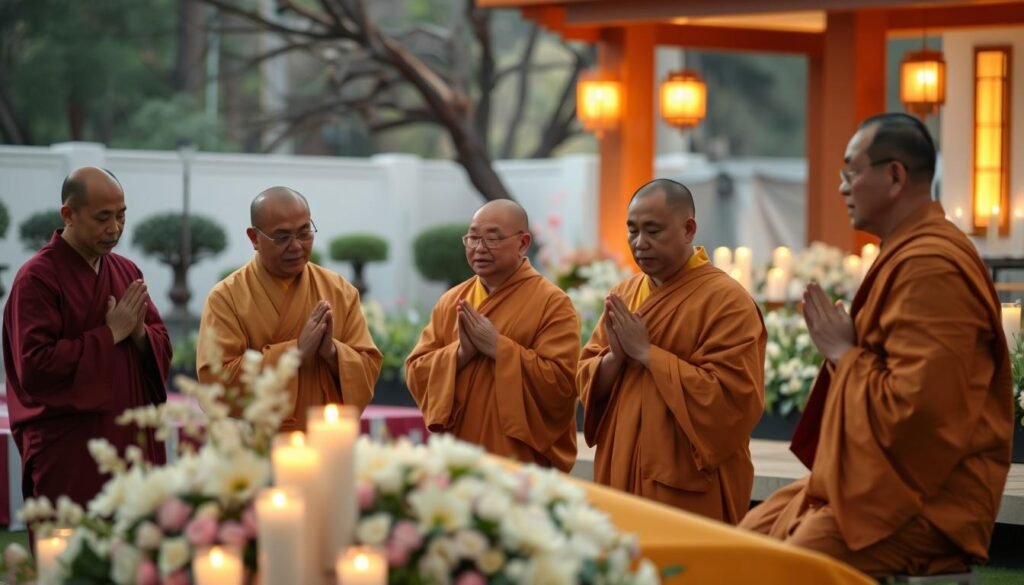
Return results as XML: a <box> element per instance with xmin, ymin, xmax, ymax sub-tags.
<box><xmin>61</xmin><ymin>167</ymin><xmax>122</xmax><ymax>209</ymax></box>
<box><xmin>473</xmin><ymin>199</ymin><xmax>529</xmax><ymax>232</ymax></box>
<box><xmin>250</xmin><ymin>186</ymin><xmax>310</xmax><ymax>227</ymax></box>
<box><xmin>629</xmin><ymin>178</ymin><xmax>695</xmax><ymax>217</ymax></box>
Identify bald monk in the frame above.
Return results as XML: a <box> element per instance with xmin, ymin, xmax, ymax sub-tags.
<box><xmin>2</xmin><ymin>167</ymin><xmax>171</xmax><ymax>505</ymax></box>
<box><xmin>740</xmin><ymin>114</ymin><xmax>1012</xmax><ymax>576</ymax></box>
<box><xmin>577</xmin><ymin>179</ymin><xmax>766</xmax><ymax>523</ymax></box>
<box><xmin>198</xmin><ymin>187</ymin><xmax>382</xmax><ymax>431</ymax></box>
<box><xmin>405</xmin><ymin>201</ymin><xmax>579</xmax><ymax>470</ymax></box>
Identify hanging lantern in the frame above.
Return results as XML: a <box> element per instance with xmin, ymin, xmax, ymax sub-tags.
<box><xmin>660</xmin><ymin>70</ymin><xmax>707</xmax><ymax>130</ymax></box>
<box><xmin>900</xmin><ymin>49</ymin><xmax>946</xmax><ymax>117</ymax></box>
<box><xmin>576</xmin><ymin>71</ymin><xmax>622</xmax><ymax>137</ymax></box>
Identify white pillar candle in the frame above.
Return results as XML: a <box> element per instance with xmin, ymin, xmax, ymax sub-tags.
<box><xmin>336</xmin><ymin>547</ymin><xmax>387</xmax><ymax>585</ymax></box>
<box><xmin>35</xmin><ymin>528</ymin><xmax>72</xmax><ymax>585</ymax></box>
<box><xmin>1002</xmin><ymin>302</ymin><xmax>1021</xmax><ymax>349</ymax></box>
<box><xmin>1012</xmin><ymin>208</ymin><xmax>1024</xmax><ymax>258</ymax></box>
<box><xmin>272</xmin><ymin>431</ymin><xmax>322</xmax><ymax>575</ymax></box>
<box><xmin>193</xmin><ymin>546</ymin><xmax>243</xmax><ymax>585</ymax></box>
<box><xmin>843</xmin><ymin>254</ymin><xmax>862</xmax><ymax>285</ymax></box>
<box><xmin>733</xmin><ymin>246</ymin><xmax>752</xmax><ymax>292</ymax></box>
<box><xmin>765</xmin><ymin>267</ymin><xmax>788</xmax><ymax>303</ymax></box>
<box><xmin>772</xmin><ymin>246</ymin><xmax>792</xmax><ymax>279</ymax></box>
<box><xmin>859</xmin><ymin>243</ymin><xmax>879</xmax><ymax>281</ymax></box>
<box><xmin>987</xmin><ymin>205</ymin><xmax>1001</xmax><ymax>255</ymax></box>
<box><xmin>256</xmin><ymin>487</ymin><xmax>306</xmax><ymax>585</ymax></box>
<box><xmin>308</xmin><ymin>404</ymin><xmax>359</xmax><ymax>570</ymax></box>
<box><xmin>713</xmin><ymin>246</ymin><xmax>732</xmax><ymax>271</ymax></box>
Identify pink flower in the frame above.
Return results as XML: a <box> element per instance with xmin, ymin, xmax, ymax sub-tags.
<box><xmin>386</xmin><ymin>539</ymin><xmax>411</xmax><ymax>568</ymax></box>
<box><xmin>161</xmin><ymin>570</ymin><xmax>189</xmax><ymax>585</ymax></box>
<box><xmin>456</xmin><ymin>571</ymin><xmax>487</xmax><ymax>585</ymax></box>
<box><xmin>157</xmin><ymin>498</ymin><xmax>192</xmax><ymax>533</ymax></box>
<box><xmin>241</xmin><ymin>506</ymin><xmax>259</xmax><ymax>538</ymax></box>
<box><xmin>391</xmin><ymin>520</ymin><xmax>422</xmax><ymax>550</ymax></box>
<box><xmin>357</xmin><ymin>481</ymin><xmax>376</xmax><ymax>510</ymax></box>
<box><xmin>185</xmin><ymin>516</ymin><xmax>218</xmax><ymax>548</ymax></box>
<box><xmin>218</xmin><ymin>521</ymin><xmax>248</xmax><ymax>548</ymax></box>
<box><xmin>136</xmin><ymin>561</ymin><xmax>158</xmax><ymax>585</ymax></box>
<box><xmin>547</xmin><ymin>213</ymin><xmax>562</xmax><ymax>228</ymax></box>
<box><xmin>513</xmin><ymin>476</ymin><xmax>530</xmax><ymax>503</ymax></box>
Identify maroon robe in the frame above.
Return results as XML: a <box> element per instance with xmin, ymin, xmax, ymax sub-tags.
<box><xmin>2</xmin><ymin>231</ymin><xmax>171</xmax><ymax>506</ymax></box>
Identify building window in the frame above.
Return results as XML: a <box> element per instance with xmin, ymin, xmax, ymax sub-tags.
<box><xmin>973</xmin><ymin>47</ymin><xmax>1011</xmax><ymax>235</ymax></box>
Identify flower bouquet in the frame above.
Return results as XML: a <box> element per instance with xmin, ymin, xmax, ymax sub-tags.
<box><xmin>763</xmin><ymin>310</ymin><xmax>822</xmax><ymax>417</ymax></box>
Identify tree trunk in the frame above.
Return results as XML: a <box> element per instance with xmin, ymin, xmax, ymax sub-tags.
<box><xmin>175</xmin><ymin>0</ymin><xmax>207</xmax><ymax>95</ymax></box>
<box><xmin>351</xmin><ymin>260</ymin><xmax>367</xmax><ymax>297</ymax></box>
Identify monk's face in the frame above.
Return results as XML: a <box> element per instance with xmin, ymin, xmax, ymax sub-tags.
<box><xmin>247</xmin><ymin>197</ymin><xmax>314</xmax><ymax>279</ymax></box>
<box><xmin>841</xmin><ymin>125</ymin><xmax>902</xmax><ymax>234</ymax></box>
<box><xmin>465</xmin><ymin>206</ymin><xmax>530</xmax><ymax>282</ymax></box>
<box><xmin>61</xmin><ymin>179</ymin><xmax>126</xmax><ymax>259</ymax></box>
<box><xmin>627</xmin><ymin>191</ymin><xmax>696</xmax><ymax>282</ymax></box>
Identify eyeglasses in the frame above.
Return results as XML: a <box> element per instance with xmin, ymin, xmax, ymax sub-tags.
<box><xmin>839</xmin><ymin>158</ymin><xmax>906</xmax><ymax>185</ymax></box>
<box><xmin>461</xmin><ymin>232</ymin><xmax>524</xmax><ymax>249</ymax></box>
<box><xmin>253</xmin><ymin>220</ymin><xmax>318</xmax><ymax>247</ymax></box>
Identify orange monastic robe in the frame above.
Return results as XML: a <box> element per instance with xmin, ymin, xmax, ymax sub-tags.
<box><xmin>742</xmin><ymin>202</ymin><xmax>1012</xmax><ymax>576</ymax></box>
<box><xmin>197</xmin><ymin>256</ymin><xmax>382</xmax><ymax>431</ymax></box>
<box><xmin>405</xmin><ymin>259</ymin><xmax>580</xmax><ymax>471</ymax></box>
<box><xmin>578</xmin><ymin>248</ymin><xmax>767</xmax><ymax>523</ymax></box>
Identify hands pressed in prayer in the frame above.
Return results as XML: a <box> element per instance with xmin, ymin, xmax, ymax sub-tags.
<box><xmin>317</xmin><ymin>303</ymin><xmax>337</xmax><ymax>361</ymax></box>
<box><xmin>456</xmin><ymin>301</ymin><xmax>480</xmax><ymax>366</ymax></box>
<box><xmin>803</xmin><ymin>282</ymin><xmax>855</xmax><ymax>365</ymax></box>
<box><xmin>602</xmin><ymin>299</ymin><xmax>626</xmax><ymax>368</ymax></box>
<box><xmin>106</xmin><ymin>280</ymin><xmax>148</xmax><ymax>344</ymax></box>
<box><xmin>458</xmin><ymin>301</ymin><xmax>499</xmax><ymax>359</ymax></box>
<box><xmin>298</xmin><ymin>300</ymin><xmax>330</xmax><ymax>363</ymax></box>
<box><xmin>606</xmin><ymin>294</ymin><xmax>651</xmax><ymax>368</ymax></box>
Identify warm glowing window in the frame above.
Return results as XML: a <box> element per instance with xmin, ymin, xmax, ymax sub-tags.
<box><xmin>973</xmin><ymin>47</ymin><xmax>1011</xmax><ymax>235</ymax></box>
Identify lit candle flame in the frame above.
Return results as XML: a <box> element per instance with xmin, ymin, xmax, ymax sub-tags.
<box><xmin>289</xmin><ymin>431</ymin><xmax>305</xmax><ymax>447</ymax></box>
<box><xmin>211</xmin><ymin>547</ymin><xmax>224</xmax><ymax>567</ymax></box>
<box><xmin>325</xmin><ymin>404</ymin><xmax>339</xmax><ymax>423</ymax></box>
<box><xmin>355</xmin><ymin>554</ymin><xmax>370</xmax><ymax>571</ymax></box>
<box><xmin>271</xmin><ymin>490</ymin><xmax>287</xmax><ymax>507</ymax></box>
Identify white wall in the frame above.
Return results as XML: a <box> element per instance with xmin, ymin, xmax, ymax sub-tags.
<box><xmin>0</xmin><ymin>144</ymin><xmax>805</xmax><ymax>330</ymax></box>
<box><xmin>942</xmin><ymin>26</ymin><xmax>1024</xmax><ymax>255</ymax></box>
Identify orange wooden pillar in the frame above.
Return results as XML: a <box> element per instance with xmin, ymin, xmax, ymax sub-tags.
<box><xmin>597</xmin><ymin>25</ymin><xmax>656</xmax><ymax>265</ymax></box>
<box><xmin>807</xmin><ymin>10</ymin><xmax>887</xmax><ymax>251</ymax></box>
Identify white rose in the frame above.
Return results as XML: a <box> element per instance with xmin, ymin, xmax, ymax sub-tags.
<box><xmin>110</xmin><ymin>544</ymin><xmax>142</xmax><ymax>585</ymax></box>
<box><xmin>417</xmin><ymin>553</ymin><xmax>452</xmax><ymax>585</ymax></box>
<box><xmin>453</xmin><ymin>530</ymin><xmax>488</xmax><ymax>561</ymax></box>
<box><xmin>158</xmin><ymin>537</ymin><xmax>190</xmax><ymax>576</ymax></box>
<box><xmin>427</xmin><ymin>537</ymin><xmax>459</xmax><ymax>565</ymax></box>
<box><xmin>408</xmin><ymin>485</ymin><xmax>471</xmax><ymax>532</ymax></box>
<box><xmin>475</xmin><ymin>491</ymin><xmax>511</xmax><ymax>522</ymax></box>
<box><xmin>370</xmin><ymin>464</ymin><xmax>404</xmax><ymax>495</ymax></box>
<box><xmin>356</xmin><ymin>513</ymin><xmax>392</xmax><ymax>546</ymax></box>
<box><xmin>476</xmin><ymin>549</ymin><xmax>506</xmax><ymax>575</ymax></box>
<box><xmin>523</xmin><ymin>555</ymin><xmax>579</xmax><ymax>585</ymax></box>
<box><xmin>134</xmin><ymin>521</ymin><xmax>164</xmax><ymax>550</ymax></box>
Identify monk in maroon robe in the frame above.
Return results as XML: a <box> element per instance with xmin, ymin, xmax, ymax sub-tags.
<box><xmin>2</xmin><ymin>167</ymin><xmax>171</xmax><ymax>506</ymax></box>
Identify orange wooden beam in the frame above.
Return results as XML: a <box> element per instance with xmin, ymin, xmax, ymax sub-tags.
<box><xmin>519</xmin><ymin>5</ymin><xmax>601</xmax><ymax>42</ymax></box>
<box><xmin>886</xmin><ymin>2</ymin><xmax>1024</xmax><ymax>31</ymax></box>
<box><xmin>597</xmin><ymin>26</ymin><xmax>656</xmax><ymax>265</ymax></box>
<box><xmin>654</xmin><ymin>24</ymin><xmax>822</xmax><ymax>55</ymax></box>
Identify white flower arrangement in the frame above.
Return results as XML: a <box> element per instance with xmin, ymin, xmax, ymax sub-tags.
<box><xmin>763</xmin><ymin>310</ymin><xmax>822</xmax><ymax>417</ymax></box>
<box><xmin>565</xmin><ymin>260</ymin><xmax>635</xmax><ymax>342</ymax></box>
<box><xmin>354</xmin><ymin>434</ymin><xmax>660</xmax><ymax>585</ymax></box>
<box><xmin>755</xmin><ymin>242</ymin><xmax>860</xmax><ymax>303</ymax></box>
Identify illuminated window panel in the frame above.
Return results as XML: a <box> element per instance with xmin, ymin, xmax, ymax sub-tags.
<box><xmin>972</xmin><ymin>48</ymin><xmax>1011</xmax><ymax>235</ymax></box>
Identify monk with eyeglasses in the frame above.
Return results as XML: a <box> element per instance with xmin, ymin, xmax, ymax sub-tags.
<box><xmin>406</xmin><ymin>200</ymin><xmax>580</xmax><ymax>470</ymax></box>
<box><xmin>198</xmin><ymin>187</ymin><xmax>381</xmax><ymax>431</ymax></box>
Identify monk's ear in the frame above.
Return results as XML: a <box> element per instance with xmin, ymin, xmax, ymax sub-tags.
<box><xmin>683</xmin><ymin>215</ymin><xmax>697</xmax><ymax>244</ymax></box>
<box><xmin>517</xmin><ymin>231</ymin><xmax>532</xmax><ymax>256</ymax></box>
<box><xmin>888</xmin><ymin>161</ymin><xmax>910</xmax><ymax>197</ymax></box>
<box><xmin>59</xmin><ymin>204</ymin><xmax>73</xmax><ymax>227</ymax></box>
<box><xmin>245</xmin><ymin>227</ymin><xmax>259</xmax><ymax>250</ymax></box>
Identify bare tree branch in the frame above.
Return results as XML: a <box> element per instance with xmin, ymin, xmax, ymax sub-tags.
<box><xmin>466</xmin><ymin>0</ymin><xmax>494</xmax><ymax>151</ymax></box>
<box><xmin>203</xmin><ymin>0</ymin><xmax>338</xmax><ymax>40</ymax></box>
<box><xmin>500</xmin><ymin>24</ymin><xmax>539</xmax><ymax>159</ymax></box>
<box><xmin>529</xmin><ymin>45</ymin><xmax>592</xmax><ymax>159</ymax></box>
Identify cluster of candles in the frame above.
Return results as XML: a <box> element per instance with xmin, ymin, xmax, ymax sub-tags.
<box><xmin>713</xmin><ymin>244</ymin><xmax>879</xmax><ymax>303</ymax></box>
<box><xmin>948</xmin><ymin>205</ymin><xmax>1024</xmax><ymax>256</ymax></box>
<box><xmin>34</xmin><ymin>404</ymin><xmax>386</xmax><ymax>585</ymax></box>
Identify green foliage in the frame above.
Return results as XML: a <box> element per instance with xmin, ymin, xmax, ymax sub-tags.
<box><xmin>1011</xmin><ymin>334</ymin><xmax>1023</xmax><ymax>427</ymax></box>
<box><xmin>18</xmin><ymin>209</ymin><xmax>62</xmax><ymax>251</ymax></box>
<box><xmin>111</xmin><ymin>95</ymin><xmax>237</xmax><ymax>152</ymax></box>
<box><xmin>131</xmin><ymin>213</ymin><xmax>227</xmax><ymax>267</ymax></box>
<box><xmin>363</xmin><ymin>301</ymin><xmax>427</xmax><ymax>383</ymax></box>
<box><xmin>0</xmin><ymin>199</ymin><xmax>9</xmax><ymax>238</ymax></box>
<box><xmin>171</xmin><ymin>330</ymin><xmax>198</xmax><ymax>374</ymax></box>
<box><xmin>413</xmin><ymin>224</ymin><xmax>473</xmax><ymax>286</ymax></box>
<box><xmin>330</xmin><ymin>234</ymin><xmax>388</xmax><ymax>263</ymax></box>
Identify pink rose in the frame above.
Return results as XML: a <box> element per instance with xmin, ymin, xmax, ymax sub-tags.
<box><xmin>185</xmin><ymin>516</ymin><xmax>218</xmax><ymax>548</ymax></box>
<box><xmin>136</xmin><ymin>561</ymin><xmax>158</xmax><ymax>585</ymax></box>
<box><xmin>386</xmin><ymin>539</ymin><xmax>411</xmax><ymax>568</ymax></box>
<box><xmin>456</xmin><ymin>571</ymin><xmax>487</xmax><ymax>585</ymax></box>
<box><xmin>218</xmin><ymin>521</ymin><xmax>248</xmax><ymax>548</ymax></box>
<box><xmin>357</xmin><ymin>481</ymin><xmax>376</xmax><ymax>511</ymax></box>
<box><xmin>161</xmin><ymin>570</ymin><xmax>189</xmax><ymax>585</ymax></box>
<box><xmin>242</xmin><ymin>506</ymin><xmax>259</xmax><ymax>538</ymax></box>
<box><xmin>157</xmin><ymin>498</ymin><xmax>193</xmax><ymax>533</ymax></box>
<box><xmin>391</xmin><ymin>520</ymin><xmax>422</xmax><ymax>550</ymax></box>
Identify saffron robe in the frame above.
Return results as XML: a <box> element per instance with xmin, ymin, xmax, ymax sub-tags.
<box><xmin>197</xmin><ymin>256</ymin><xmax>382</xmax><ymax>431</ymax></box>
<box><xmin>742</xmin><ymin>202</ymin><xmax>1012</xmax><ymax>575</ymax></box>
<box><xmin>577</xmin><ymin>258</ymin><xmax>766</xmax><ymax>523</ymax></box>
<box><xmin>2</xmin><ymin>231</ymin><xmax>171</xmax><ymax>505</ymax></box>
<box><xmin>405</xmin><ymin>259</ymin><xmax>580</xmax><ymax>471</ymax></box>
